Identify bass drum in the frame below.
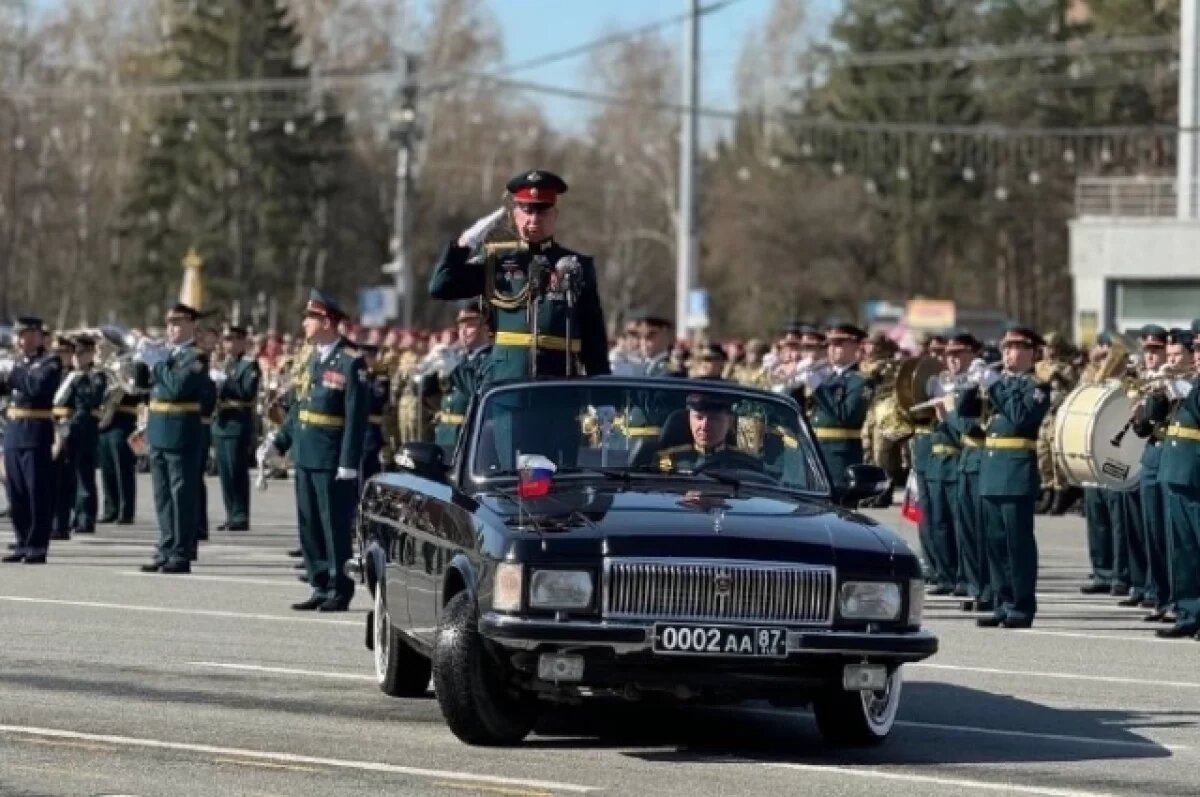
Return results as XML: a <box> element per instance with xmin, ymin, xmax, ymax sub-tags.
<box><xmin>1053</xmin><ymin>383</ymin><xmax>1145</xmax><ymax>490</ymax></box>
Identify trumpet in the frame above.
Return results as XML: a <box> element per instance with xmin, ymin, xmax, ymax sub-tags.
<box><xmin>906</xmin><ymin>360</ymin><xmax>1002</xmax><ymax>413</ymax></box>
<box><xmin>1110</xmin><ymin>365</ymin><xmax>1195</xmax><ymax>447</ymax></box>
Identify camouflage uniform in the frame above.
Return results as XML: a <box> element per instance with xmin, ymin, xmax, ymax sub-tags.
<box><xmin>860</xmin><ymin>338</ymin><xmax>905</xmax><ymax>490</ymax></box>
<box><xmin>1034</xmin><ymin>333</ymin><xmax>1079</xmax><ymax>500</ymax></box>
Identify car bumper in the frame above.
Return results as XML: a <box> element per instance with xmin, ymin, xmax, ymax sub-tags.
<box><xmin>479</xmin><ymin>613</ymin><xmax>938</xmax><ymax>662</ymax></box>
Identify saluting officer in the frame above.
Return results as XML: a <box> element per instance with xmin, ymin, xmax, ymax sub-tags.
<box><xmin>801</xmin><ymin>323</ymin><xmax>871</xmax><ymax>494</ymax></box>
<box><xmin>212</xmin><ymin>326</ymin><xmax>261</xmax><ymax>532</ymax></box>
<box><xmin>434</xmin><ymin>301</ymin><xmax>492</xmax><ymax>449</ymax></box>
<box><xmin>977</xmin><ymin>324</ymin><xmax>1051</xmax><ymax>629</ymax></box>
<box><xmin>429</xmin><ymin>169</ymin><xmax>610</xmax><ymax>381</ymax></box>
<box><xmin>263</xmin><ymin>290</ymin><xmax>368</xmax><ymax>612</ymax></box>
<box><xmin>1</xmin><ymin>317</ymin><xmax>63</xmax><ymax>564</ymax></box>
<box><xmin>138</xmin><ymin>303</ymin><xmax>214</xmax><ymax>575</ymax></box>
<box><xmin>55</xmin><ymin>335</ymin><xmax>107</xmax><ymax>536</ymax></box>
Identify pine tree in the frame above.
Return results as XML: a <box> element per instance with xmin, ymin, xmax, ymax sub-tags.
<box><xmin>118</xmin><ymin>0</ymin><xmax>350</xmax><ymax>320</ymax></box>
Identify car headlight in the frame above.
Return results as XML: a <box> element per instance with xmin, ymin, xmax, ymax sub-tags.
<box><xmin>493</xmin><ymin>562</ymin><xmax>523</xmax><ymax>612</ymax></box>
<box><xmin>529</xmin><ymin>569</ymin><xmax>593</xmax><ymax>610</ymax></box>
<box><xmin>839</xmin><ymin>581</ymin><xmax>902</xmax><ymax>621</ymax></box>
<box><xmin>908</xmin><ymin>578</ymin><xmax>925</xmax><ymax>626</ymax></box>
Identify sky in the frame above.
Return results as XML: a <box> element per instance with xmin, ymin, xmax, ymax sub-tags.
<box><xmin>478</xmin><ymin>0</ymin><xmax>840</xmax><ymax>135</ymax></box>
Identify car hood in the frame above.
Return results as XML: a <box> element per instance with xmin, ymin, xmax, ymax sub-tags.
<box><xmin>476</xmin><ymin>485</ymin><xmax>912</xmax><ymax>570</ymax></box>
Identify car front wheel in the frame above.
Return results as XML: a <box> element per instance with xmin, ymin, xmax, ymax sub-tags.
<box><xmin>812</xmin><ymin>665</ymin><xmax>903</xmax><ymax>746</ymax></box>
<box><xmin>374</xmin><ymin>582</ymin><xmax>432</xmax><ymax>697</ymax></box>
<box><xmin>432</xmin><ymin>592</ymin><xmax>537</xmax><ymax>746</ymax></box>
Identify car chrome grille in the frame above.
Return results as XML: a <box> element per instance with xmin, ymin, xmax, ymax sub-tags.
<box><xmin>603</xmin><ymin>559</ymin><xmax>835</xmax><ymax>625</ymax></box>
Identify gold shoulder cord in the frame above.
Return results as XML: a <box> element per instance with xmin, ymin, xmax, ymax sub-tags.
<box><xmin>484</xmin><ymin>241</ymin><xmax>530</xmax><ymax>311</ymax></box>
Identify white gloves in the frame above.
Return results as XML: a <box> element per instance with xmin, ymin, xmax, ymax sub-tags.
<box><xmin>979</xmin><ymin>368</ymin><xmax>1002</xmax><ymax>389</ymax></box>
<box><xmin>256</xmin><ymin>432</ymin><xmax>277</xmax><ymax>465</ymax></box>
<box><xmin>457</xmin><ymin>206</ymin><xmax>506</xmax><ymax>248</ymax></box>
<box><xmin>1167</xmin><ymin>379</ymin><xmax>1195</xmax><ymax>401</ymax></box>
<box><xmin>336</xmin><ymin>467</ymin><xmax>358</xmax><ymax>481</ymax></box>
<box><xmin>802</xmin><ymin>368</ymin><xmax>825</xmax><ymax>391</ymax></box>
<box><xmin>209</xmin><ymin>368</ymin><xmax>227</xmax><ymax>385</ymax></box>
<box><xmin>138</xmin><ymin>344</ymin><xmax>168</xmax><ymax>368</ymax></box>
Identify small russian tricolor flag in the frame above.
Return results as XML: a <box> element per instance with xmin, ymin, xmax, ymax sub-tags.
<box><xmin>517</xmin><ymin>454</ymin><xmax>557</xmax><ymax>499</ymax></box>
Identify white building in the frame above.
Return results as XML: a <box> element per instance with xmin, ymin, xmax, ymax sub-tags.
<box><xmin>1070</xmin><ymin>177</ymin><xmax>1200</xmax><ymax>342</ymax></box>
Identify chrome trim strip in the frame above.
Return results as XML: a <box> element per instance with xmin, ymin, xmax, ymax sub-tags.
<box><xmin>602</xmin><ymin>557</ymin><xmax>836</xmax><ymax>626</ymax></box>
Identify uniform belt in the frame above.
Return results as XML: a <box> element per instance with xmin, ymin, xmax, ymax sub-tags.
<box><xmin>624</xmin><ymin>425</ymin><xmax>661</xmax><ymax>438</ymax></box>
<box><xmin>6</xmin><ymin>407</ymin><xmax>54</xmax><ymax>420</ymax></box>
<box><xmin>932</xmin><ymin>444</ymin><xmax>961</xmax><ymax>456</ymax></box>
<box><xmin>52</xmin><ymin>407</ymin><xmax>71</xmax><ymax>419</ymax></box>
<box><xmin>438</xmin><ymin>412</ymin><xmax>465</xmax><ymax>425</ymax></box>
<box><xmin>1166</xmin><ymin>423</ymin><xmax>1200</xmax><ymax>442</ymax></box>
<box><xmin>494</xmin><ymin>331</ymin><xmax>582</xmax><ymax>353</ymax></box>
<box><xmin>813</xmin><ymin>427</ymin><xmax>862</xmax><ymax>441</ymax></box>
<box><xmin>219</xmin><ymin>400</ymin><xmax>255</xmax><ymax>410</ymax></box>
<box><xmin>368</xmin><ymin>414</ymin><xmax>384</xmax><ymax>425</ymax></box>
<box><xmin>299</xmin><ymin>409</ymin><xmax>345</xmax><ymax>428</ymax></box>
<box><xmin>912</xmin><ymin>428</ymin><xmax>933</xmax><ymax>436</ymax></box>
<box><xmin>149</xmin><ymin>401</ymin><xmax>201</xmax><ymax>414</ymax></box>
<box><xmin>985</xmin><ymin>436</ymin><xmax>1038</xmax><ymax>451</ymax></box>
<box><xmin>117</xmin><ymin>406</ymin><xmax>141</xmax><ymax>416</ymax></box>
<box><xmin>962</xmin><ymin>437</ymin><xmax>983</xmax><ymax>448</ymax></box>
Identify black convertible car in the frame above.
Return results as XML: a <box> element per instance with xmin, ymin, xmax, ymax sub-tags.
<box><xmin>353</xmin><ymin>377</ymin><xmax>937</xmax><ymax>747</ymax></box>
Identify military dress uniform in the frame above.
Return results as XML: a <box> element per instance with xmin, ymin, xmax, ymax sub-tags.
<box><xmin>213</xmin><ymin>339</ymin><xmax>261</xmax><ymax>531</ymax></box>
<box><xmin>1034</xmin><ymin>334</ymin><xmax>1079</xmax><ymax>513</ymax></box>
<box><xmin>434</xmin><ymin>343</ymin><xmax>491</xmax><ymax>449</ymax></box>
<box><xmin>98</xmin><ymin>390</ymin><xmax>145</xmax><ymax>524</ymax></box>
<box><xmin>55</xmin><ymin>346</ymin><xmax>107</xmax><ymax>534</ymax></box>
<box><xmin>1156</xmin><ymin>365</ymin><xmax>1200</xmax><ymax>637</ymax></box>
<box><xmin>1</xmin><ymin>317</ymin><xmax>63</xmax><ymax>564</ymax></box>
<box><xmin>271</xmin><ymin>290</ymin><xmax>369</xmax><ymax>611</ymax></box>
<box><xmin>978</xmin><ymin>326</ymin><xmax>1051</xmax><ymax>629</ymax></box>
<box><xmin>926</xmin><ymin>376</ymin><xmax>963</xmax><ymax>595</ymax></box>
<box><xmin>1132</xmin><ymin>379</ymin><xmax>1172</xmax><ymax>617</ymax></box>
<box><xmin>1077</xmin><ymin>343</ymin><xmax>1125</xmax><ymax>595</ymax></box>
<box><xmin>141</xmin><ymin>314</ymin><xmax>213</xmax><ymax>574</ymax></box>
<box><xmin>428</xmin><ymin>171</ymin><xmax>610</xmax><ymax>382</ymax></box>
<box><xmin>50</xmin><ymin>349</ymin><xmax>77</xmax><ymax>538</ymax></box>
<box><xmin>805</xmin><ymin>326</ymin><xmax>871</xmax><ymax>493</ymax></box>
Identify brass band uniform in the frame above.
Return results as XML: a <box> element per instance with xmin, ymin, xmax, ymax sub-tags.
<box><xmin>1</xmin><ymin>317</ymin><xmax>63</xmax><ymax>564</ymax></box>
<box><xmin>212</xmin><ymin>326</ymin><xmax>261</xmax><ymax>531</ymax></box>
<box><xmin>52</xmin><ymin>335</ymin><xmax>108</xmax><ymax>536</ymax></box>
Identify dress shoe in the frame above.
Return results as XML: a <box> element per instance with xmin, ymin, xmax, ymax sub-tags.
<box><xmin>976</xmin><ymin>615</ymin><xmax>1005</xmax><ymax>628</ymax></box>
<box><xmin>1110</xmin><ymin>585</ymin><xmax>1131</xmax><ymax>597</ymax></box>
<box><xmin>216</xmin><ymin>523</ymin><xmax>230</xmax><ymax>531</ymax></box>
<box><xmin>74</xmin><ymin>527</ymin><xmax>95</xmax><ymax>535</ymax></box>
<box><xmin>1143</xmin><ymin>608</ymin><xmax>1169</xmax><ymax>622</ymax></box>
<box><xmin>1163</xmin><ymin>612</ymin><xmax>1178</xmax><ymax>624</ymax></box>
<box><xmin>2</xmin><ymin>553</ymin><xmax>25</xmax><ymax>563</ymax></box>
<box><xmin>293</xmin><ymin>562</ymin><xmax>305</xmax><ymax>570</ymax></box>
<box><xmin>23</xmin><ymin>555</ymin><xmax>46</xmax><ymax>565</ymax></box>
<box><xmin>974</xmin><ymin>600</ymin><xmax>996</xmax><ymax>613</ymax></box>
<box><xmin>6</xmin><ymin>543</ymin><xmax>16</xmax><ymax>550</ymax></box>
<box><xmin>1156</xmin><ymin>624</ymin><xmax>1200</xmax><ymax>639</ymax></box>
<box><xmin>287</xmin><ymin>548</ymin><xmax>303</xmax><ymax>558</ymax></box>
<box><xmin>49</xmin><ymin>530</ymin><xmax>70</xmax><ymax>541</ymax></box>
<box><xmin>952</xmin><ymin>586</ymin><xmax>970</xmax><ymax>598</ymax></box>
<box><xmin>296</xmin><ymin>574</ymin><xmax>308</xmax><ymax>583</ymax></box>
<box><xmin>1079</xmin><ymin>582</ymin><xmax>1111</xmax><ymax>595</ymax></box>
<box><xmin>926</xmin><ymin>585</ymin><xmax>953</xmax><ymax>596</ymax></box>
<box><xmin>161</xmin><ymin>561</ymin><xmax>191</xmax><ymax>574</ymax></box>
<box><xmin>959</xmin><ymin>600</ymin><xmax>977</xmax><ymax>612</ymax></box>
<box><xmin>1117</xmin><ymin>595</ymin><xmax>1144</xmax><ymax>608</ymax></box>
<box><xmin>1140</xmin><ymin>599</ymin><xmax>1158</xmax><ymax>609</ymax></box>
<box><xmin>224</xmin><ymin>523</ymin><xmax>249</xmax><ymax>532</ymax></box>
<box><xmin>139</xmin><ymin>562</ymin><xmax>164</xmax><ymax>573</ymax></box>
<box><xmin>1001</xmin><ymin>617</ymin><xmax>1033</xmax><ymax>629</ymax></box>
<box><xmin>317</xmin><ymin>596</ymin><xmax>351</xmax><ymax>612</ymax></box>
<box><xmin>291</xmin><ymin>596</ymin><xmax>325</xmax><ymax>611</ymax></box>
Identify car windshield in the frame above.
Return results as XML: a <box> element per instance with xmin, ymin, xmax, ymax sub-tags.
<box><xmin>469</xmin><ymin>380</ymin><xmax>828</xmax><ymax>493</ymax></box>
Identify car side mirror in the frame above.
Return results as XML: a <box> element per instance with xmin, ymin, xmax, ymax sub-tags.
<box><xmin>842</xmin><ymin>464</ymin><xmax>891</xmax><ymax>502</ymax></box>
<box><xmin>395</xmin><ymin>442</ymin><xmax>448</xmax><ymax>482</ymax></box>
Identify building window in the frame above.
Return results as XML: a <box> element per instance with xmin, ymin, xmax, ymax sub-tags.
<box><xmin>1115</xmin><ymin>281</ymin><xmax>1200</xmax><ymax>332</ymax></box>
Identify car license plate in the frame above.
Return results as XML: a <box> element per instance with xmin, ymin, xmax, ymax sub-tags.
<box><xmin>652</xmin><ymin>623</ymin><xmax>787</xmax><ymax>657</ymax></box>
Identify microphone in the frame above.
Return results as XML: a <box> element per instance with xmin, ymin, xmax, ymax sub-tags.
<box><xmin>528</xmin><ymin>255</ymin><xmax>550</xmax><ymax>296</ymax></box>
<box><xmin>554</xmin><ymin>256</ymin><xmax>581</xmax><ymax>297</ymax></box>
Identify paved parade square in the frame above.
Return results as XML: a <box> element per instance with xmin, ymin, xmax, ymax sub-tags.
<box><xmin>0</xmin><ymin>476</ymin><xmax>1195</xmax><ymax>797</ymax></box>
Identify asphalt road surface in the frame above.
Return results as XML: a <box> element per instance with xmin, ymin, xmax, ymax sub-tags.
<box><xmin>1</xmin><ymin>477</ymin><xmax>1196</xmax><ymax>797</ymax></box>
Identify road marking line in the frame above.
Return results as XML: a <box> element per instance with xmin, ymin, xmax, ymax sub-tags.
<box><xmin>0</xmin><ymin>596</ymin><xmax>360</xmax><ymax>627</ymax></box>
<box><xmin>119</xmin><ymin>572</ymin><xmax>299</xmax><ymax>588</ymax></box>
<box><xmin>189</xmin><ymin>661</ymin><xmax>376</xmax><ymax>682</ymax></box>
<box><xmin>433</xmin><ymin>782</ymin><xmax>551</xmax><ymax>797</ymax></box>
<box><xmin>0</xmin><ymin>726</ymin><xmax>594</xmax><ymax>794</ymax></box>
<box><xmin>212</xmin><ymin>757</ymin><xmax>321</xmax><ymax>773</ymax></box>
<box><xmin>764</xmin><ymin>763</ymin><xmax>1116</xmax><ymax>797</ymax></box>
<box><xmin>736</xmin><ymin>708</ymin><xmax>1186</xmax><ymax>751</ymax></box>
<box><xmin>910</xmin><ymin>662</ymin><xmax>1200</xmax><ymax>690</ymax></box>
